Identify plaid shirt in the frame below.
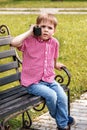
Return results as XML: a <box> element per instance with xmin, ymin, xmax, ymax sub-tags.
<box><xmin>18</xmin><ymin>35</ymin><xmax>59</xmax><ymax>87</ymax></box>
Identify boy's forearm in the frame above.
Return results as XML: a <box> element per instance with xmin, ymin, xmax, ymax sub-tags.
<box><xmin>11</xmin><ymin>30</ymin><xmax>32</xmax><ymax>47</ymax></box>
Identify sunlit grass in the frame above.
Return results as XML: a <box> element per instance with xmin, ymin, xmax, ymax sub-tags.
<box><xmin>0</xmin><ymin>0</ymin><xmax>87</xmax><ymax>8</ymax></box>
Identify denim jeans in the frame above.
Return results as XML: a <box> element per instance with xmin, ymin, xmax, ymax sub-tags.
<box><xmin>26</xmin><ymin>80</ymin><xmax>68</xmax><ymax>128</ymax></box>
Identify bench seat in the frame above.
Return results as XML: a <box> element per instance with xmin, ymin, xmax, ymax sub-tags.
<box><xmin>0</xmin><ymin>85</ymin><xmax>44</xmax><ymax>120</ymax></box>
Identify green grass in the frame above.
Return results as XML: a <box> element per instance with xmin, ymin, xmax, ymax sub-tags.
<box><xmin>0</xmin><ymin>0</ymin><xmax>87</xmax><ymax>8</ymax></box>
<box><xmin>0</xmin><ymin>9</ymin><xmax>87</xmax><ymax>130</ymax></box>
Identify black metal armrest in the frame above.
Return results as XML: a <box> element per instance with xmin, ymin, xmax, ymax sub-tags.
<box><xmin>55</xmin><ymin>66</ymin><xmax>71</xmax><ymax>87</ymax></box>
<box><xmin>0</xmin><ymin>24</ymin><xmax>10</xmax><ymax>35</ymax></box>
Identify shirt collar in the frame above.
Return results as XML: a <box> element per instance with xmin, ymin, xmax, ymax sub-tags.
<box><xmin>35</xmin><ymin>36</ymin><xmax>51</xmax><ymax>43</ymax></box>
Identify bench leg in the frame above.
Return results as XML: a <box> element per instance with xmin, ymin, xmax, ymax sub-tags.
<box><xmin>22</xmin><ymin>110</ymin><xmax>32</xmax><ymax>129</ymax></box>
<box><xmin>0</xmin><ymin>122</ymin><xmax>10</xmax><ymax>130</ymax></box>
<box><xmin>68</xmin><ymin>89</ymin><xmax>70</xmax><ymax>115</ymax></box>
<box><xmin>68</xmin><ymin>89</ymin><xmax>71</xmax><ymax>130</ymax></box>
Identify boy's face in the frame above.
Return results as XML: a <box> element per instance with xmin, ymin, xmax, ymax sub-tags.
<box><xmin>38</xmin><ymin>20</ymin><xmax>55</xmax><ymax>41</ymax></box>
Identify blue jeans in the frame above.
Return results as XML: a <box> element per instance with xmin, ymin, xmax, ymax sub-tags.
<box><xmin>26</xmin><ymin>80</ymin><xmax>68</xmax><ymax>128</ymax></box>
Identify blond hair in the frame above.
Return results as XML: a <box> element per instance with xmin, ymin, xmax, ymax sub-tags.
<box><xmin>36</xmin><ymin>13</ymin><xmax>58</xmax><ymax>28</ymax></box>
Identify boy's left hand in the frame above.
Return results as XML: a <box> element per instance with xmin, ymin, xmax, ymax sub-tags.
<box><xmin>55</xmin><ymin>62</ymin><xmax>66</xmax><ymax>71</ymax></box>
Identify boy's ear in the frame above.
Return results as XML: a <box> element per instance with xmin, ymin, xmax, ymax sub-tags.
<box><xmin>54</xmin><ymin>28</ymin><xmax>56</xmax><ymax>32</ymax></box>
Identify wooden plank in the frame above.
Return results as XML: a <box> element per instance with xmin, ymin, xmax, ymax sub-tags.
<box><xmin>0</xmin><ymin>36</ymin><xmax>12</xmax><ymax>46</ymax></box>
<box><xmin>0</xmin><ymin>72</ymin><xmax>20</xmax><ymax>86</ymax></box>
<box><xmin>0</xmin><ymin>61</ymin><xmax>18</xmax><ymax>72</ymax></box>
<box><xmin>0</xmin><ymin>87</ymin><xmax>28</xmax><ymax>104</ymax></box>
<box><xmin>0</xmin><ymin>94</ymin><xmax>30</xmax><ymax>110</ymax></box>
<box><xmin>0</xmin><ymin>85</ymin><xmax>21</xmax><ymax>95</ymax></box>
<box><xmin>0</xmin><ymin>95</ymin><xmax>44</xmax><ymax>119</ymax></box>
<box><xmin>0</xmin><ymin>49</ymin><xmax>16</xmax><ymax>59</ymax></box>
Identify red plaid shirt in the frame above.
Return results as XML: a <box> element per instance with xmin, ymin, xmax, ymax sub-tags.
<box><xmin>18</xmin><ymin>35</ymin><xmax>59</xmax><ymax>87</ymax></box>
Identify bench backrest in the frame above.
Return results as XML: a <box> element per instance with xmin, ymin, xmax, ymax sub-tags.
<box><xmin>0</xmin><ymin>25</ymin><xmax>21</xmax><ymax>91</ymax></box>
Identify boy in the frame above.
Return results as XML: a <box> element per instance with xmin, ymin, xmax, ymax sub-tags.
<box><xmin>11</xmin><ymin>13</ymin><xmax>75</xmax><ymax>130</ymax></box>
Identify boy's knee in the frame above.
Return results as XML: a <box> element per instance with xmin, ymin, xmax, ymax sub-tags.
<box><xmin>47</xmin><ymin>91</ymin><xmax>57</xmax><ymax>102</ymax></box>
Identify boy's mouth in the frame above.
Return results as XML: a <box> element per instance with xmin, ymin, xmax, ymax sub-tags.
<box><xmin>43</xmin><ymin>33</ymin><xmax>48</xmax><ymax>36</ymax></box>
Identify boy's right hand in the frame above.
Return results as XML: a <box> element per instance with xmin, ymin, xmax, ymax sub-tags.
<box><xmin>29</xmin><ymin>24</ymin><xmax>35</xmax><ymax>36</ymax></box>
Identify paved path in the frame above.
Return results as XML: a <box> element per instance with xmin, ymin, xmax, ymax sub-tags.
<box><xmin>30</xmin><ymin>92</ymin><xmax>87</xmax><ymax>130</ymax></box>
<box><xmin>0</xmin><ymin>8</ymin><xmax>87</xmax><ymax>14</ymax></box>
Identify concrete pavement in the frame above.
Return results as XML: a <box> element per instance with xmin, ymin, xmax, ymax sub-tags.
<box><xmin>0</xmin><ymin>8</ymin><xmax>87</xmax><ymax>14</ymax></box>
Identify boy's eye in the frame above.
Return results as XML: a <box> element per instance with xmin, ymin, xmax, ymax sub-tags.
<box><xmin>48</xmin><ymin>27</ymin><xmax>53</xmax><ymax>30</ymax></box>
<box><xmin>41</xmin><ymin>25</ymin><xmax>53</xmax><ymax>30</ymax></box>
<box><xmin>41</xmin><ymin>25</ymin><xmax>46</xmax><ymax>28</ymax></box>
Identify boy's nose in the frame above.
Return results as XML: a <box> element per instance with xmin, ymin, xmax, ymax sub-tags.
<box><xmin>44</xmin><ymin>27</ymin><xmax>48</xmax><ymax>31</ymax></box>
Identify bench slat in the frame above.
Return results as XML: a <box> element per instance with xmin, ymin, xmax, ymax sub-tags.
<box><xmin>0</xmin><ymin>86</ymin><xmax>28</xmax><ymax>103</ymax></box>
<box><xmin>0</xmin><ymin>95</ymin><xmax>44</xmax><ymax>119</ymax></box>
<box><xmin>0</xmin><ymin>49</ymin><xmax>16</xmax><ymax>59</ymax></box>
<box><xmin>0</xmin><ymin>36</ymin><xmax>12</xmax><ymax>46</ymax></box>
<box><xmin>0</xmin><ymin>94</ymin><xmax>30</xmax><ymax>110</ymax></box>
<box><xmin>0</xmin><ymin>72</ymin><xmax>20</xmax><ymax>86</ymax></box>
<box><xmin>0</xmin><ymin>61</ymin><xmax>18</xmax><ymax>72</ymax></box>
<box><xmin>0</xmin><ymin>90</ymin><xmax>29</xmax><ymax>105</ymax></box>
<box><xmin>0</xmin><ymin>85</ymin><xmax>21</xmax><ymax>96</ymax></box>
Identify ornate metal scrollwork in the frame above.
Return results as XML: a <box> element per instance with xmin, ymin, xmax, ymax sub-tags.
<box><xmin>0</xmin><ymin>25</ymin><xmax>10</xmax><ymax>35</ymax></box>
<box><xmin>4</xmin><ymin>125</ymin><xmax>10</xmax><ymax>130</ymax></box>
<box><xmin>55</xmin><ymin>75</ymin><xmax>64</xmax><ymax>84</ymax></box>
<box><xmin>33</xmin><ymin>101</ymin><xmax>46</xmax><ymax>111</ymax></box>
<box><xmin>55</xmin><ymin>66</ymin><xmax>71</xmax><ymax>87</ymax></box>
<box><xmin>55</xmin><ymin>66</ymin><xmax>71</xmax><ymax>114</ymax></box>
<box><xmin>0</xmin><ymin>122</ymin><xmax>10</xmax><ymax>130</ymax></box>
<box><xmin>22</xmin><ymin>110</ymin><xmax>32</xmax><ymax>129</ymax></box>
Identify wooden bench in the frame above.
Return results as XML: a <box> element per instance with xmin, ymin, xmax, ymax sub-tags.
<box><xmin>0</xmin><ymin>24</ymin><xmax>71</xmax><ymax>130</ymax></box>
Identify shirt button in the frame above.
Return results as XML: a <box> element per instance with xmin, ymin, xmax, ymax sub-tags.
<box><xmin>44</xmin><ymin>69</ymin><xmax>46</xmax><ymax>72</ymax></box>
<box><xmin>45</xmin><ymin>51</ymin><xmax>47</xmax><ymax>54</ymax></box>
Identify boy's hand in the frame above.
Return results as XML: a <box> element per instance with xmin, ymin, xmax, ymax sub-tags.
<box><xmin>55</xmin><ymin>62</ymin><xmax>66</xmax><ymax>71</ymax></box>
<box><xmin>29</xmin><ymin>24</ymin><xmax>35</xmax><ymax>35</ymax></box>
